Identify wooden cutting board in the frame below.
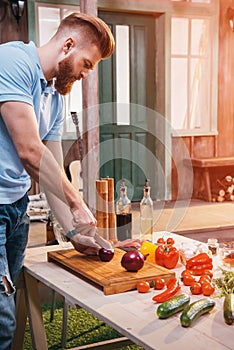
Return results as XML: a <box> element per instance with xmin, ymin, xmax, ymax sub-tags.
<box><xmin>47</xmin><ymin>248</ymin><xmax>175</xmax><ymax>295</ymax></box>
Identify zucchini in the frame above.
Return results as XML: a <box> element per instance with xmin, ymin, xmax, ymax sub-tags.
<box><xmin>157</xmin><ymin>294</ymin><xmax>190</xmax><ymax>319</ymax></box>
<box><xmin>180</xmin><ymin>298</ymin><xmax>215</xmax><ymax>327</ymax></box>
<box><xmin>223</xmin><ymin>293</ymin><xmax>234</xmax><ymax>325</ymax></box>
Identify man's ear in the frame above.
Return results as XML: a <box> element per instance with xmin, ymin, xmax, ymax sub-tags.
<box><xmin>63</xmin><ymin>38</ymin><xmax>75</xmax><ymax>54</ymax></box>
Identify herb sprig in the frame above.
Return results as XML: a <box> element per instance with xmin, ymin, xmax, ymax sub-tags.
<box><xmin>213</xmin><ymin>267</ymin><xmax>234</xmax><ymax>297</ymax></box>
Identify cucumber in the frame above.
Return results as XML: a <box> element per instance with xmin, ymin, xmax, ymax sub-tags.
<box><xmin>180</xmin><ymin>298</ymin><xmax>215</xmax><ymax>327</ymax></box>
<box><xmin>223</xmin><ymin>293</ymin><xmax>234</xmax><ymax>325</ymax></box>
<box><xmin>157</xmin><ymin>294</ymin><xmax>190</xmax><ymax>319</ymax></box>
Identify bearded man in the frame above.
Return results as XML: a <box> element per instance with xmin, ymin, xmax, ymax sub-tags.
<box><xmin>0</xmin><ymin>12</ymin><xmax>114</xmax><ymax>349</ymax></box>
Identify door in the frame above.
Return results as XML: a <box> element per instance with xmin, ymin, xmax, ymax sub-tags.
<box><xmin>99</xmin><ymin>12</ymin><xmax>157</xmax><ymax>201</ymax></box>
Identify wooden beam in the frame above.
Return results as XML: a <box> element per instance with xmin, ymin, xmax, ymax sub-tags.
<box><xmin>80</xmin><ymin>0</ymin><xmax>99</xmax><ymax>213</ymax></box>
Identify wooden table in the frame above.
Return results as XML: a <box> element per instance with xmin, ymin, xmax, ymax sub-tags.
<box><xmin>12</xmin><ymin>234</ymin><xmax>233</xmax><ymax>350</ymax></box>
<box><xmin>184</xmin><ymin>157</ymin><xmax>234</xmax><ymax>202</ymax></box>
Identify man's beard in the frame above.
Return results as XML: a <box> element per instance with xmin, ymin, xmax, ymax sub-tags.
<box><xmin>55</xmin><ymin>56</ymin><xmax>77</xmax><ymax>95</ymax></box>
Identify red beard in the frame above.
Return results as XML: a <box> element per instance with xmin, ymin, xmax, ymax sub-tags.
<box><xmin>55</xmin><ymin>56</ymin><xmax>77</xmax><ymax>95</ymax></box>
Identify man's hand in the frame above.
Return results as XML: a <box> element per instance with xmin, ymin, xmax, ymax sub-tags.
<box><xmin>71</xmin><ymin>206</ymin><xmax>97</xmax><ymax>232</ymax></box>
<box><xmin>70</xmin><ymin>232</ymin><xmax>100</xmax><ymax>255</ymax></box>
<box><xmin>68</xmin><ymin>226</ymin><xmax>113</xmax><ymax>255</ymax></box>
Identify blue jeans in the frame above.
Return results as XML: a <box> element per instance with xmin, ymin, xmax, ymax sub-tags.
<box><xmin>0</xmin><ymin>194</ymin><xmax>29</xmax><ymax>350</ymax></box>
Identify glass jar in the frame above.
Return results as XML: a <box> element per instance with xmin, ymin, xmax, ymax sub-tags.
<box><xmin>207</xmin><ymin>238</ymin><xmax>219</xmax><ymax>256</ymax></box>
<box><xmin>221</xmin><ymin>241</ymin><xmax>234</xmax><ymax>267</ymax></box>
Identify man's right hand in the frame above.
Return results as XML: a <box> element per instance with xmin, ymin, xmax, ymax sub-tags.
<box><xmin>69</xmin><ymin>229</ymin><xmax>100</xmax><ymax>255</ymax></box>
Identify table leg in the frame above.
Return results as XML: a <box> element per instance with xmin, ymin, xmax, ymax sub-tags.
<box><xmin>23</xmin><ymin>270</ymin><xmax>48</xmax><ymax>350</ymax></box>
<box><xmin>11</xmin><ymin>284</ymin><xmax>27</xmax><ymax>350</ymax></box>
<box><xmin>204</xmin><ymin>167</ymin><xmax>212</xmax><ymax>202</ymax></box>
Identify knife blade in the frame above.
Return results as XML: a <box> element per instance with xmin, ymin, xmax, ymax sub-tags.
<box><xmin>94</xmin><ymin>232</ymin><xmax>113</xmax><ymax>250</ymax></box>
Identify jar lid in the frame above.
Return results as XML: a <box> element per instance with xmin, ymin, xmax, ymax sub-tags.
<box><xmin>207</xmin><ymin>238</ymin><xmax>218</xmax><ymax>244</ymax></box>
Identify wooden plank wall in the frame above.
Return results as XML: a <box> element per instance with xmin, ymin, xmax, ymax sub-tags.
<box><xmin>172</xmin><ymin>0</ymin><xmax>234</xmax><ymax>200</ymax></box>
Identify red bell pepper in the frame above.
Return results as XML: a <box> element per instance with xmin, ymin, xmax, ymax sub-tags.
<box><xmin>155</xmin><ymin>245</ymin><xmax>179</xmax><ymax>269</ymax></box>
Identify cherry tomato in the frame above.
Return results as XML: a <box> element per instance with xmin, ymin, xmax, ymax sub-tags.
<box><xmin>202</xmin><ymin>270</ymin><xmax>213</xmax><ymax>279</ymax></box>
<box><xmin>199</xmin><ymin>275</ymin><xmax>211</xmax><ymax>286</ymax></box>
<box><xmin>181</xmin><ymin>269</ymin><xmax>193</xmax><ymax>278</ymax></box>
<box><xmin>202</xmin><ymin>282</ymin><xmax>215</xmax><ymax>296</ymax></box>
<box><xmin>153</xmin><ymin>277</ymin><xmax>166</xmax><ymax>290</ymax></box>
<box><xmin>190</xmin><ymin>282</ymin><xmax>202</xmax><ymax>295</ymax></box>
<box><xmin>166</xmin><ymin>237</ymin><xmax>175</xmax><ymax>245</ymax></box>
<box><xmin>157</xmin><ymin>237</ymin><xmax>165</xmax><ymax>244</ymax></box>
<box><xmin>137</xmin><ymin>281</ymin><xmax>150</xmax><ymax>293</ymax></box>
<box><xmin>182</xmin><ymin>274</ymin><xmax>195</xmax><ymax>286</ymax></box>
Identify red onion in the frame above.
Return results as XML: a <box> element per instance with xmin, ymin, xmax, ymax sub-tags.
<box><xmin>121</xmin><ymin>250</ymin><xmax>145</xmax><ymax>272</ymax></box>
<box><xmin>99</xmin><ymin>248</ymin><xmax>114</xmax><ymax>262</ymax></box>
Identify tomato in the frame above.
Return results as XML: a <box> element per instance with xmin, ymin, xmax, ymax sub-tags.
<box><xmin>157</xmin><ymin>237</ymin><xmax>165</xmax><ymax>244</ymax></box>
<box><xmin>202</xmin><ymin>282</ymin><xmax>215</xmax><ymax>296</ymax></box>
<box><xmin>166</xmin><ymin>237</ymin><xmax>175</xmax><ymax>245</ymax></box>
<box><xmin>202</xmin><ymin>269</ymin><xmax>213</xmax><ymax>279</ymax></box>
<box><xmin>190</xmin><ymin>282</ymin><xmax>202</xmax><ymax>295</ymax></box>
<box><xmin>181</xmin><ymin>269</ymin><xmax>193</xmax><ymax>278</ymax></box>
<box><xmin>199</xmin><ymin>275</ymin><xmax>211</xmax><ymax>286</ymax></box>
<box><xmin>153</xmin><ymin>277</ymin><xmax>165</xmax><ymax>290</ymax></box>
<box><xmin>181</xmin><ymin>274</ymin><xmax>195</xmax><ymax>286</ymax></box>
<box><xmin>137</xmin><ymin>280</ymin><xmax>150</xmax><ymax>293</ymax></box>
<box><xmin>155</xmin><ymin>245</ymin><xmax>179</xmax><ymax>269</ymax></box>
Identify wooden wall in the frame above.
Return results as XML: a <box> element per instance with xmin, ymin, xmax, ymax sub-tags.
<box><xmin>217</xmin><ymin>0</ymin><xmax>234</xmax><ymax>156</ymax></box>
<box><xmin>172</xmin><ymin>0</ymin><xmax>234</xmax><ymax>200</ymax></box>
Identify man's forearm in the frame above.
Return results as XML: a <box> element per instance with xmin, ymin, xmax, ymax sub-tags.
<box><xmin>45</xmin><ymin>190</ymin><xmax>74</xmax><ymax>234</ymax></box>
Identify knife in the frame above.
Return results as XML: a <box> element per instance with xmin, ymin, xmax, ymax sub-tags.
<box><xmin>94</xmin><ymin>231</ymin><xmax>113</xmax><ymax>250</ymax></box>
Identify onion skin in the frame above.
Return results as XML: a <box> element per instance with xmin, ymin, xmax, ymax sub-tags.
<box><xmin>121</xmin><ymin>250</ymin><xmax>145</xmax><ymax>272</ymax></box>
<box><xmin>99</xmin><ymin>248</ymin><xmax>114</xmax><ymax>262</ymax></box>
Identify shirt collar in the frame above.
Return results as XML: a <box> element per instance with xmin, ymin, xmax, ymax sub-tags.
<box><xmin>27</xmin><ymin>41</ymin><xmax>48</xmax><ymax>93</ymax></box>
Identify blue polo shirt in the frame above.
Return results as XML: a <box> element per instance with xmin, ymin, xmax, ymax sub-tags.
<box><xmin>0</xmin><ymin>41</ymin><xmax>64</xmax><ymax>203</ymax></box>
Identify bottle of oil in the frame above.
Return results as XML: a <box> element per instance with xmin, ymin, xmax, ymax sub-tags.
<box><xmin>140</xmin><ymin>179</ymin><xmax>153</xmax><ymax>240</ymax></box>
<box><xmin>116</xmin><ymin>180</ymin><xmax>132</xmax><ymax>241</ymax></box>
<box><xmin>46</xmin><ymin>210</ymin><xmax>58</xmax><ymax>246</ymax></box>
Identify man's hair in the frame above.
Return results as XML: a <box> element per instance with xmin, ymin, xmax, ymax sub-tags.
<box><xmin>55</xmin><ymin>12</ymin><xmax>115</xmax><ymax>59</ymax></box>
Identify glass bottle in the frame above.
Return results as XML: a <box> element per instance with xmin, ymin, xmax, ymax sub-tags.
<box><xmin>116</xmin><ymin>180</ymin><xmax>132</xmax><ymax>241</ymax></box>
<box><xmin>140</xmin><ymin>179</ymin><xmax>153</xmax><ymax>241</ymax></box>
<box><xmin>46</xmin><ymin>210</ymin><xmax>58</xmax><ymax>246</ymax></box>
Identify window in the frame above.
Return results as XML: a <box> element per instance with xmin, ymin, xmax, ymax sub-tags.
<box><xmin>36</xmin><ymin>3</ymin><xmax>81</xmax><ymax>137</ymax></box>
<box><xmin>171</xmin><ymin>16</ymin><xmax>214</xmax><ymax>135</ymax></box>
<box><xmin>116</xmin><ymin>25</ymin><xmax>130</xmax><ymax>125</ymax></box>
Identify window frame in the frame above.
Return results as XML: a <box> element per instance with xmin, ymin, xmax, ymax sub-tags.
<box><xmin>170</xmin><ymin>15</ymin><xmax>216</xmax><ymax>136</ymax></box>
<box><xmin>31</xmin><ymin>1</ymin><xmax>81</xmax><ymax>140</ymax></box>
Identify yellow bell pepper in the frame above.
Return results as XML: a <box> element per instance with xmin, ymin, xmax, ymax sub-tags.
<box><xmin>140</xmin><ymin>241</ymin><xmax>158</xmax><ymax>263</ymax></box>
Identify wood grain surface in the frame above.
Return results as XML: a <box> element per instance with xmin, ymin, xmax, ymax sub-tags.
<box><xmin>47</xmin><ymin>248</ymin><xmax>175</xmax><ymax>295</ymax></box>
